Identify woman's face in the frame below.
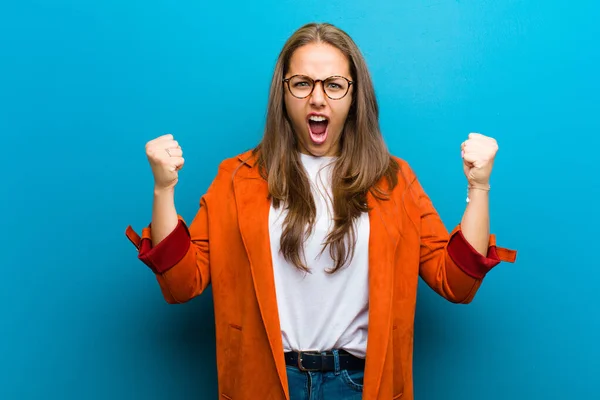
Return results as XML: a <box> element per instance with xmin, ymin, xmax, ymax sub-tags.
<box><xmin>284</xmin><ymin>42</ymin><xmax>354</xmax><ymax>157</ymax></box>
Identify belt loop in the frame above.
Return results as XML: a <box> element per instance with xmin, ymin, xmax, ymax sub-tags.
<box><xmin>332</xmin><ymin>349</ymin><xmax>341</xmax><ymax>375</ymax></box>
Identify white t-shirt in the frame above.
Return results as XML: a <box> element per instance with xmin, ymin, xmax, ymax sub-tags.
<box><xmin>268</xmin><ymin>153</ymin><xmax>370</xmax><ymax>358</ymax></box>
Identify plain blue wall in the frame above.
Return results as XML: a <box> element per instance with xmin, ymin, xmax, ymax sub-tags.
<box><xmin>2</xmin><ymin>0</ymin><xmax>599</xmax><ymax>399</ymax></box>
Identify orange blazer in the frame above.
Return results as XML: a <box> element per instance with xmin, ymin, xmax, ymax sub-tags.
<box><xmin>125</xmin><ymin>150</ymin><xmax>517</xmax><ymax>400</ymax></box>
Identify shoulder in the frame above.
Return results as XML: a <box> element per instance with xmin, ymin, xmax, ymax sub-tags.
<box><xmin>215</xmin><ymin>149</ymin><xmax>256</xmax><ymax>172</ymax></box>
<box><xmin>386</xmin><ymin>154</ymin><xmax>429</xmax><ymax>204</ymax></box>
<box><xmin>209</xmin><ymin>148</ymin><xmax>260</xmax><ymax>181</ymax></box>
<box><xmin>198</xmin><ymin>149</ymin><xmax>255</xmax><ymax>203</ymax></box>
<box><xmin>390</xmin><ymin>155</ymin><xmax>418</xmax><ymax>186</ymax></box>
<box><xmin>390</xmin><ymin>155</ymin><xmax>412</xmax><ymax>173</ymax></box>
<box><xmin>204</xmin><ymin>148</ymin><xmax>259</xmax><ymax>193</ymax></box>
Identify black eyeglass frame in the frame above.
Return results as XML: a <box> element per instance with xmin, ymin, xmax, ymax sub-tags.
<box><xmin>282</xmin><ymin>74</ymin><xmax>354</xmax><ymax>100</ymax></box>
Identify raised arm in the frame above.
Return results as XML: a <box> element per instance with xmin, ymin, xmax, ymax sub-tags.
<box><xmin>125</xmin><ymin>134</ymin><xmax>211</xmax><ymax>304</ymax></box>
<box><xmin>413</xmin><ymin>133</ymin><xmax>517</xmax><ymax>303</ymax></box>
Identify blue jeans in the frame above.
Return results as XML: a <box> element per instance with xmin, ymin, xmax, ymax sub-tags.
<box><xmin>286</xmin><ymin>351</ymin><xmax>364</xmax><ymax>400</ymax></box>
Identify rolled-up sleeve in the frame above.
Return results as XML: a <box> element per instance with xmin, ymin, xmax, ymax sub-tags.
<box><xmin>126</xmin><ymin>218</ymin><xmax>192</xmax><ymax>274</ymax></box>
<box><xmin>125</xmin><ymin>195</ymin><xmax>211</xmax><ymax>304</ymax></box>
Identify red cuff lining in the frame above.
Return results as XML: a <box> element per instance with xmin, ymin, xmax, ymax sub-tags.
<box><xmin>447</xmin><ymin>230</ymin><xmax>501</xmax><ymax>280</ymax></box>
<box><xmin>138</xmin><ymin>220</ymin><xmax>191</xmax><ymax>274</ymax></box>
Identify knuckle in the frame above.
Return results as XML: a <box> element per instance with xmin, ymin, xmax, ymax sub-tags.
<box><xmin>150</xmin><ymin>147</ymin><xmax>162</xmax><ymax>157</ymax></box>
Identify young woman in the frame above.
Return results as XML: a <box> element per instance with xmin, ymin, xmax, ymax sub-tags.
<box><xmin>125</xmin><ymin>22</ymin><xmax>517</xmax><ymax>400</ymax></box>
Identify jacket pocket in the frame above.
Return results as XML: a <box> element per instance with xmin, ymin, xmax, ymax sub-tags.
<box><xmin>392</xmin><ymin>324</ymin><xmax>405</xmax><ymax>398</ymax></box>
<box><xmin>221</xmin><ymin>323</ymin><xmax>243</xmax><ymax>399</ymax></box>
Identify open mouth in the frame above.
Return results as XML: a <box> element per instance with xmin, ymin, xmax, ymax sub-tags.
<box><xmin>307</xmin><ymin>115</ymin><xmax>329</xmax><ymax>145</ymax></box>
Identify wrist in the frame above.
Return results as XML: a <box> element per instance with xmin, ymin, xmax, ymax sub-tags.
<box><xmin>468</xmin><ymin>182</ymin><xmax>490</xmax><ymax>190</ymax></box>
<box><xmin>154</xmin><ymin>186</ymin><xmax>175</xmax><ymax>197</ymax></box>
<box><xmin>466</xmin><ymin>183</ymin><xmax>490</xmax><ymax>203</ymax></box>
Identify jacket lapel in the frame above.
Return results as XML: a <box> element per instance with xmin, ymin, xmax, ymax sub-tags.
<box><xmin>233</xmin><ymin>156</ymin><xmax>290</xmax><ymax>399</ymax></box>
<box><xmin>363</xmin><ymin>189</ymin><xmax>401</xmax><ymax>399</ymax></box>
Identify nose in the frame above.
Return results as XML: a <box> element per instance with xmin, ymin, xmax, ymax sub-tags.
<box><xmin>309</xmin><ymin>81</ymin><xmax>326</xmax><ymax>108</ymax></box>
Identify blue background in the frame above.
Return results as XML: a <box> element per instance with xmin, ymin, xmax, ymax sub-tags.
<box><xmin>2</xmin><ymin>0</ymin><xmax>598</xmax><ymax>399</ymax></box>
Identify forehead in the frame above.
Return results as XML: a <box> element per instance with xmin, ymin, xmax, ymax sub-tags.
<box><xmin>287</xmin><ymin>42</ymin><xmax>351</xmax><ymax>78</ymax></box>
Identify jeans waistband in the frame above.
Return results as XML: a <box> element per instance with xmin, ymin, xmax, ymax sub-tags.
<box><xmin>284</xmin><ymin>349</ymin><xmax>366</xmax><ymax>372</ymax></box>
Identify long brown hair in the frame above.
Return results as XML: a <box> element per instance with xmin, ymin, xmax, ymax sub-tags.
<box><xmin>253</xmin><ymin>22</ymin><xmax>399</xmax><ymax>273</ymax></box>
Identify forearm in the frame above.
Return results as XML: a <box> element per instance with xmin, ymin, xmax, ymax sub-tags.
<box><xmin>151</xmin><ymin>187</ymin><xmax>179</xmax><ymax>246</ymax></box>
<box><xmin>460</xmin><ymin>187</ymin><xmax>490</xmax><ymax>255</ymax></box>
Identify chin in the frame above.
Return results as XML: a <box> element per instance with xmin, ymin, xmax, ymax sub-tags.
<box><xmin>300</xmin><ymin>141</ymin><xmax>334</xmax><ymax>157</ymax></box>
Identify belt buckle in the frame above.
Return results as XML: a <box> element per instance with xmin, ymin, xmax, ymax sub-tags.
<box><xmin>296</xmin><ymin>351</ymin><xmax>321</xmax><ymax>372</ymax></box>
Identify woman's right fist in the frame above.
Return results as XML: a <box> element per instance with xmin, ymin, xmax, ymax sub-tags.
<box><xmin>145</xmin><ymin>134</ymin><xmax>184</xmax><ymax>190</ymax></box>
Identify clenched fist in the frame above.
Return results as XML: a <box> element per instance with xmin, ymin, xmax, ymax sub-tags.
<box><xmin>461</xmin><ymin>133</ymin><xmax>498</xmax><ymax>187</ymax></box>
<box><xmin>145</xmin><ymin>134</ymin><xmax>185</xmax><ymax>191</ymax></box>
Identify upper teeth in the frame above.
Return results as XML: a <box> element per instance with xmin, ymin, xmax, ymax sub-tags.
<box><xmin>309</xmin><ymin>116</ymin><xmax>327</xmax><ymax>122</ymax></box>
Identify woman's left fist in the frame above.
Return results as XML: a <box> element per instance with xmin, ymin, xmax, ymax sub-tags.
<box><xmin>461</xmin><ymin>133</ymin><xmax>498</xmax><ymax>186</ymax></box>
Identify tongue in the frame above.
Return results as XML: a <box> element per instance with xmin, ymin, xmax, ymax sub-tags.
<box><xmin>309</xmin><ymin>120</ymin><xmax>327</xmax><ymax>135</ymax></box>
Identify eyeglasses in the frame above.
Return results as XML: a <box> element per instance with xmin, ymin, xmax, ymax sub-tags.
<box><xmin>283</xmin><ymin>74</ymin><xmax>353</xmax><ymax>100</ymax></box>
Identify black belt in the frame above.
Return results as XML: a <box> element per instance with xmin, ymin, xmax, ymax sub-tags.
<box><xmin>284</xmin><ymin>350</ymin><xmax>365</xmax><ymax>372</ymax></box>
